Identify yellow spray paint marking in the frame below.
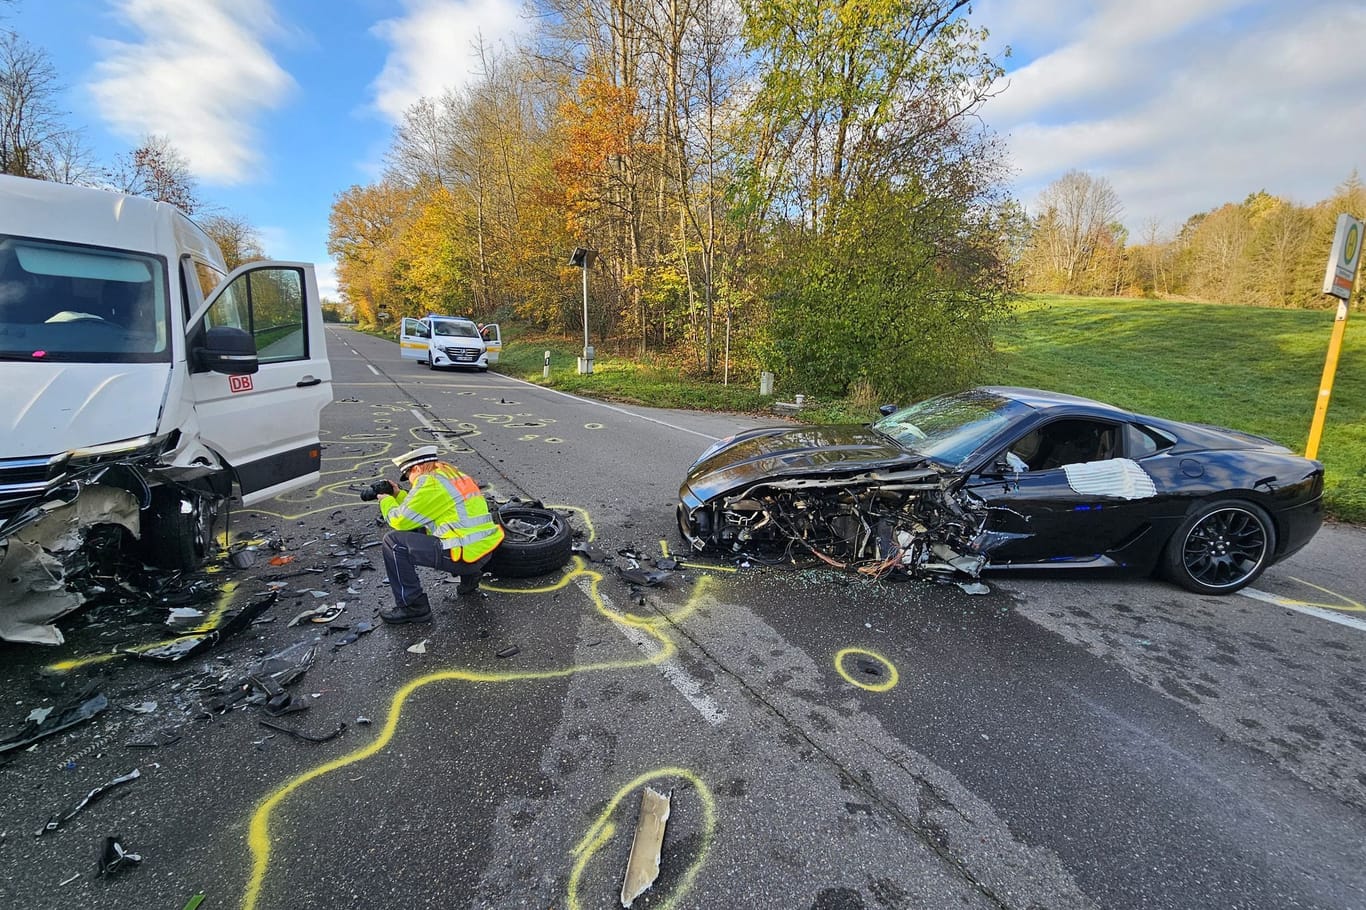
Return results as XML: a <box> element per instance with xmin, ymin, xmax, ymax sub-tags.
<box><xmin>834</xmin><ymin>648</ymin><xmax>900</xmax><ymax>692</ymax></box>
<box><xmin>1283</xmin><ymin>576</ymin><xmax>1365</xmax><ymax>613</ymax></box>
<box><xmin>567</xmin><ymin>767</ymin><xmax>716</xmax><ymax>910</ymax></box>
<box><xmin>242</xmin><ymin>570</ymin><xmax>720</xmax><ymax>910</ymax></box>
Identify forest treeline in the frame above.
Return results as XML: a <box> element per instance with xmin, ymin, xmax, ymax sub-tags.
<box><xmin>1016</xmin><ymin>169</ymin><xmax>1366</xmax><ymax>306</ymax></box>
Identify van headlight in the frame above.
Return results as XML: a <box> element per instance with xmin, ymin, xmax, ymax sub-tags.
<box><xmin>67</xmin><ymin>434</ymin><xmax>170</xmax><ymax>465</ymax></box>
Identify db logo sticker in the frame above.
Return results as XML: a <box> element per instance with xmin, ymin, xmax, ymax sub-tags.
<box><xmin>229</xmin><ymin>374</ymin><xmax>254</xmax><ymax>394</ymax></box>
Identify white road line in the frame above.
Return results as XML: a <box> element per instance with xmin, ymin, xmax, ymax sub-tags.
<box><xmin>1239</xmin><ymin>587</ymin><xmax>1366</xmax><ymax>633</ymax></box>
<box><xmin>368</xmin><ymin>364</ymin><xmax>379</xmax><ymax>376</ymax></box>
<box><xmin>580</xmin><ymin>578</ymin><xmax>726</xmax><ymax>726</ymax></box>
<box><xmin>498</xmin><ymin>374</ymin><xmax>717</xmax><ymax>441</ymax></box>
<box><xmin>409</xmin><ymin>408</ymin><xmax>456</xmax><ymax>453</ymax></box>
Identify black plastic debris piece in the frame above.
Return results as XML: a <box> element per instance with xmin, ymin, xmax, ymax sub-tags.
<box><xmin>134</xmin><ymin>592</ymin><xmax>278</xmax><ymax>663</ymax></box>
<box><xmin>258</xmin><ymin>719</ymin><xmax>346</xmax><ymax>744</ymax></box>
<box><xmin>0</xmin><ymin>690</ymin><xmax>108</xmax><ymax>756</ymax></box>
<box><xmin>331</xmin><ymin>620</ymin><xmax>376</xmax><ymax>651</ymax></box>
<box><xmin>204</xmin><ymin>640</ymin><xmax>318</xmax><ymax>714</ymax></box>
<box><xmin>617</xmin><ymin>546</ymin><xmax>644</xmax><ymax>560</ymax></box>
<box><xmin>653</xmin><ymin>557</ymin><xmax>680</xmax><ymax>571</ymax></box>
<box><xmin>36</xmin><ymin>768</ymin><xmax>141</xmax><ymax>837</ymax></box>
<box><xmin>618</xmin><ymin>566</ymin><xmax>670</xmax><ymax>587</ymax></box>
<box><xmin>496</xmin><ymin>646</ymin><xmax>520</xmax><ymax>659</ymax></box>
<box><xmin>97</xmin><ymin>836</ymin><xmax>142</xmax><ymax>876</ymax></box>
<box><xmin>334</xmin><ymin>557</ymin><xmax>374</xmax><ymax>572</ymax></box>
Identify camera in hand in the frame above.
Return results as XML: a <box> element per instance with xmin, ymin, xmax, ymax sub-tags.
<box><xmin>359</xmin><ymin>480</ymin><xmax>393</xmax><ymax>501</ymax></box>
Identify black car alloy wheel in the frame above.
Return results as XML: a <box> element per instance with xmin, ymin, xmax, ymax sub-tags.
<box><xmin>1168</xmin><ymin>500</ymin><xmax>1274</xmax><ymax>594</ymax></box>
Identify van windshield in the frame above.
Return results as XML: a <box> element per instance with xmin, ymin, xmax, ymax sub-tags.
<box><xmin>431</xmin><ymin>320</ymin><xmax>478</xmax><ymax>338</ymax></box>
<box><xmin>0</xmin><ymin>236</ymin><xmax>170</xmax><ymax>363</ymax></box>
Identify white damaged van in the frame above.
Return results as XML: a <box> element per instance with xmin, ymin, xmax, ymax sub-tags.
<box><xmin>399</xmin><ymin>314</ymin><xmax>491</xmax><ymax>371</ymax></box>
<box><xmin>0</xmin><ymin>175</ymin><xmax>332</xmax><ymax>644</ymax></box>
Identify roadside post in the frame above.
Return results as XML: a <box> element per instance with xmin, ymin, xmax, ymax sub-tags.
<box><xmin>543</xmin><ymin>350</ymin><xmax>551</xmax><ymax>379</ymax></box>
<box><xmin>570</xmin><ymin>247</ymin><xmax>598</xmax><ymax>374</ymax></box>
<box><xmin>1306</xmin><ymin>213</ymin><xmax>1363</xmax><ymax>460</ymax></box>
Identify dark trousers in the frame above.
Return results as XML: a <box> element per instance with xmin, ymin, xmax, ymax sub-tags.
<box><xmin>382</xmin><ymin>530</ymin><xmax>492</xmax><ymax>608</ymax></box>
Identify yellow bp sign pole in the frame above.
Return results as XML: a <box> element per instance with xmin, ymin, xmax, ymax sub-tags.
<box><xmin>1306</xmin><ymin>213</ymin><xmax>1363</xmax><ymax>460</ymax></box>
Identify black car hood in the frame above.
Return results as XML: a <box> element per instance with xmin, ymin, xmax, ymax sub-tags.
<box><xmin>682</xmin><ymin>424</ymin><xmax>933</xmax><ymax>503</ymax></box>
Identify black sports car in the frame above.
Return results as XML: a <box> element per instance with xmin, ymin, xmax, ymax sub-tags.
<box><xmin>677</xmin><ymin>387</ymin><xmax>1324</xmax><ymax>594</ymax></box>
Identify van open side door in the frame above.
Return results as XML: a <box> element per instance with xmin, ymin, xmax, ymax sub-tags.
<box><xmin>400</xmin><ymin>317</ymin><xmax>430</xmax><ymax>362</ymax></box>
<box><xmin>188</xmin><ymin>262</ymin><xmax>332</xmax><ymax>504</ymax></box>
<box><xmin>480</xmin><ymin>322</ymin><xmax>502</xmax><ymax>363</ymax></box>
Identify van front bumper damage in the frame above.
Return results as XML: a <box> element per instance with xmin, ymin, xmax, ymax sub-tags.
<box><xmin>0</xmin><ymin>434</ymin><xmax>199</xmax><ymax>645</ymax></box>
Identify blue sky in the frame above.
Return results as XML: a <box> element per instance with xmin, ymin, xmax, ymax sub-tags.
<box><xmin>7</xmin><ymin>0</ymin><xmax>1365</xmax><ymax>298</ymax></box>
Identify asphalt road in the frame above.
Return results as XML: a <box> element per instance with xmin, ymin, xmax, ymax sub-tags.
<box><xmin>1</xmin><ymin>325</ymin><xmax>1363</xmax><ymax>910</ymax></box>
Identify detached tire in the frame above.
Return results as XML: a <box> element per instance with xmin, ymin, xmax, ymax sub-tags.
<box><xmin>141</xmin><ymin>489</ymin><xmax>217</xmax><ymax>571</ymax></box>
<box><xmin>1161</xmin><ymin>498</ymin><xmax>1275</xmax><ymax>595</ymax></box>
<box><xmin>488</xmin><ymin>505</ymin><xmax>573</xmax><ymax>578</ymax></box>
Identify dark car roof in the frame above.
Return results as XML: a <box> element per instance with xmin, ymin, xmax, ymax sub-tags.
<box><xmin>982</xmin><ymin>386</ymin><xmax>1130</xmax><ymax>417</ymax></box>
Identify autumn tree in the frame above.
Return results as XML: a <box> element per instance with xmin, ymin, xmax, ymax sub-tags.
<box><xmin>107</xmin><ymin>134</ymin><xmax>201</xmax><ymax>212</ymax></box>
<box><xmin>199</xmin><ymin>212</ymin><xmax>266</xmax><ymax>270</ymax></box>
<box><xmin>1023</xmin><ymin>170</ymin><xmax>1124</xmax><ymax>294</ymax></box>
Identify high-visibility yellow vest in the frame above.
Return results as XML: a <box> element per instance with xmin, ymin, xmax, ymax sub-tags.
<box><xmin>378</xmin><ymin>465</ymin><xmax>504</xmax><ymax>562</ymax></box>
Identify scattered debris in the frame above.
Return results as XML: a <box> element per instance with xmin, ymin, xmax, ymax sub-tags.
<box><xmin>618</xmin><ymin>566</ymin><xmax>670</xmax><ymax>588</ymax></box>
<box><xmin>355</xmin><ymin>716</ymin><xmax>372</xmax><ymax>726</ymax></box>
<box><xmin>122</xmin><ymin>701</ymin><xmax>158</xmax><ymax>715</ymax></box>
<box><xmin>59</xmin><ymin>873</ymin><xmax>81</xmax><ymax>886</ymax></box>
<box><xmin>125</xmin><ymin>730</ymin><xmax>181</xmax><ymax>749</ymax></box>
<box><xmin>204</xmin><ymin>639</ymin><xmax>318</xmax><ymax>714</ymax></box>
<box><xmin>653</xmin><ymin>557</ymin><xmax>680</xmax><ymax>571</ymax></box>
<box><xmin>331</xmin><ymin>621</ymin><xmax>376</xmax><ymax>651</ymax></box>
<box><xmin>572</xmin><ymin>542</ymin><xmax>611</xmax><ymax>563</ymax></box>
<box><xmin>496</xmin><ymin>646</ymin><xmax>520</xmax><ymax>659</ymax></box>
<box><xmin>97</xmin><ymin>836</ymin><xmax>142</xmax><ymax>876</ymax></box>
<box><xmin>288</xmin><ymin>603</ymin><xmax>344</xmax><ymax>627</ymax></box>
<box><xmin>268</xmin><ymin>555</ymin><xmax>295</xmax><ymax>566</ymax></box>
<box><xmin>0</xmin><ymin>690</ymin><xmax>108</xmax><ymax>756</ymax></box>
<box><xmin>621</xmin><ymin>787</ymin><xmax>672</xmax><ymax>907</ymax></box>
<box><xmin>133</xmin><ymin>592</ymin><xmax>277</xmax><ymax>663</ymax></box>
<box><xmin>229</xmin><ymin>549</ymin><xmax>259</xmax><ymax>569</ymax></box>
<box><xmin>25</xmin><ymin>706</ymin><xmax>53</xmax><ymax>725</ymax></box>
<box><xmin>258</xmin><ymin>719</ymin><xmax>346</xmax><ymax>744</ymax></box>
<box><xmin>35</xmin><ymin>768</ymin><xmax>141</xmax><ymax>837</ymax></box>
<box><xmin>406</xmin><ymin>639</ymin><xmax>428</xmax><ymax>654</ymax></box>
<box><xmin>956</xmin><ymin>581</ymin><xmax>991</xmax><ymax>595</ymax></box>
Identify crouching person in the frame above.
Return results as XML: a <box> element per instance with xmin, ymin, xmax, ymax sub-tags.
<box><xmin>374</xmin><ymin>445</ymin><xmax>505</xmax><ymax>624</ymax></box>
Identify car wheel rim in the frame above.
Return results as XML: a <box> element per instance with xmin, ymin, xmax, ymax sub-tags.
<box><xmin>1182</xmin><ymin>507</ymin><xmax>1268</xmax><ymax>589</ymax></box>
<box><xmin>501</xmin><ymin>510</ymin><xmax>564</xmax><ymax>543</ymax></box>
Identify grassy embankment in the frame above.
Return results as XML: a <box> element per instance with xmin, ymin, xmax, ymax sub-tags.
<box><xmin>356</xmin><ymin>296</ymin><xmax>1366</xmax><ymax>521</ymax></box>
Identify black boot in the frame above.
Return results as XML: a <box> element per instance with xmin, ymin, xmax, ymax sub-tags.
<box><xmin>381</xmin><ymin>596</ymin><xmax>432</xmax><ymax>624</ymax></box>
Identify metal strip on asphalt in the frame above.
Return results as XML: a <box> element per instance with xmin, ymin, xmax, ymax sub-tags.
<box><xmin>410</xmin><ymin>408</ymin><xmax>456</xmax><ymax>453</ymax></box>
<box><xmin>368</xmin><ymin>365</ymin><xmax>379</xmax><ymax>375</ymax></box>
<box><xmin>579</xmin><ymin>578</ymin><xmax>726</xmax><ymax>726</ymax></box>
<box><xmin>1239</xmin><ymin>587</ymin><xmax>1366</xmax><ymax>633</ymax></box>
<box><xmin>498</xmin><ymin>374</ymin><xmax>718</xmax><ymax>441</ymax></box>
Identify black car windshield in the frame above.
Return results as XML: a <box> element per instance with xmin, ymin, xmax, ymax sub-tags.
<box><xmin>431</xmin><ymin>320</ymin><xmax>478</xmax><ymax>338</ymax></box>
<box><xmin>873</xmin><ymin>390</ymin><xmax>1031</xmax><ymax>467</ymax></box>
<box><xmin>0</xmin><ymin>236</ymin><xmax>170</xmax><ymax>363</ymax></box>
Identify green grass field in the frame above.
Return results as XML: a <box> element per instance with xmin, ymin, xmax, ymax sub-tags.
<box><xmin>369</xmin><ymin>295</ymin><xmax>1366</xmax><ymax>522</ymax></box>
<box><xmin>987</xmin><ymin>295</ymin><xmax>1366</xmax><ymax>521</ymax></box>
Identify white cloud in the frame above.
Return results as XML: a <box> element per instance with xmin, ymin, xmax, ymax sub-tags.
<box><xmin>315</xmin><ymin>260</ymin><xmax>341</xmax><ymax>302</ymax></box>
<box><xmin>370</xmin><ymin>0</ymin><xmax>529</xmax><ymax>124</ymax></box>
<box><xmin>88</xmin><ymin>0</ymin><xmax>295</xmax><ymax>184</ymax></box>
<box><xmin>982</xmin><ymin>0</ymin><xmax>1366</xmax><ymax>231</ymax></box>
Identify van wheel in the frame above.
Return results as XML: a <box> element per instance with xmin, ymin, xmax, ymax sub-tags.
<box><xmin>488</xmin><ymin>505</ymin><xmax>573</xmax><ymax>578</ymax></box>
<box><xmin>141</xmin><ymin>489</ymin><xmax>218</xmax><ymax>570</ymax></box>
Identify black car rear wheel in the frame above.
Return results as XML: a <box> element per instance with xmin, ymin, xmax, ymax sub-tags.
<box><xmin>1162</xmin><ymin>499</ymin><xmax>1274</xmax><ymax>595</ymax></box>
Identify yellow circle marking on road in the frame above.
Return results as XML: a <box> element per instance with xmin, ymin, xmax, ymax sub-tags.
<box><xmin>835</xmin><ymin>648</ymin><xmax>900</xmax><ymax>692</ymax></box>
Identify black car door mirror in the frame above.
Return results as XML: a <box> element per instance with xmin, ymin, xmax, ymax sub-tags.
<box><xmin>878</xmin><ymin>404</ymin><xmax>898</xmax><ymax>417</ymax></box>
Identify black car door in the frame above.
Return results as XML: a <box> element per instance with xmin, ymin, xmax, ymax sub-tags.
<box><xmin>959</xmin><ymin>418</ymin><xmax>1163</xmax><ymax>567</ymax></box>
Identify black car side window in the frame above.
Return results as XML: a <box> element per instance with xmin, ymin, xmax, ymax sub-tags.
<box><xmin>1010</xmin><ymin>419</ymin><xmax>1119</xmax><ymax>472</ymax></box>
<box><xmin>1125</xmin><ymin>423</ymin><xmax>1175</xmax><ymax>458</ymax></box>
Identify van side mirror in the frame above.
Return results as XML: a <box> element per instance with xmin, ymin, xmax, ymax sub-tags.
<box><xmin>195</xmin><ymin>326</ymin><xmax>259</xmax><ymax>375</ymax></box>
<box><xmin>878</xmin><ymin>404</ymin><xmax>898</xmax><ymax>417</ymax></box>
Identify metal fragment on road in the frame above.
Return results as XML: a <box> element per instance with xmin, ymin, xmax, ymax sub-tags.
<box><xmin>97</xmin><ymin>836</ymin><xmax>142</xmax><ymax>876</ymax></box>
<box><xmin>407</xmin><ymin>639</ymin><xmax>428</xmax><ymax>654</ymax></box>
<box><xmin>35</xmin><ymin>768</ymin><xmax>141</xmax><ymax>837</ymax></box>
<box><xmin>956</xmin><ymin>581</ymin><xmax>990</xmax><ymax>595</ymax></box>
<box><xmin>496</xmin><ymin>645</ymin><xmax>520</xmax><ymax>659</ymax></box>
<box><xmin>258</xmin><ymin>719</ymin><xmax>346</xmax><ymax>744</ymax></box>
<box><xmin>620</xmin><ymin>787</ymin><xmax>671</xmax><ymax>907</ymax></box>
